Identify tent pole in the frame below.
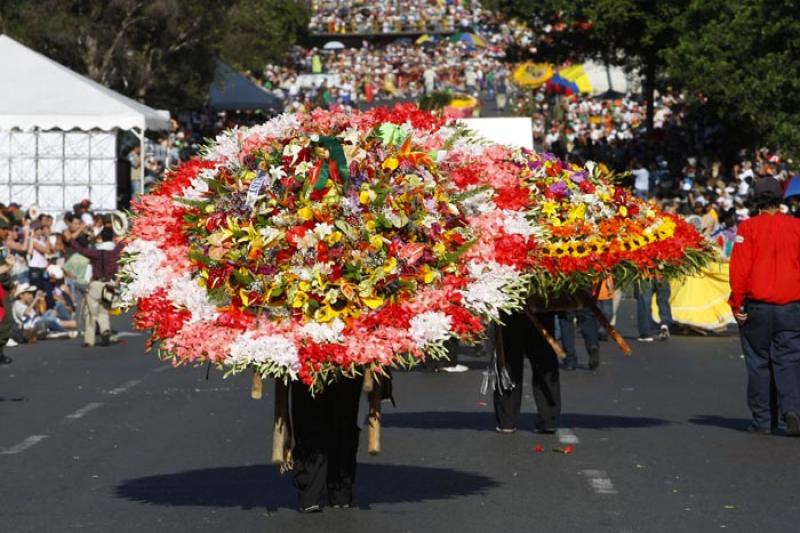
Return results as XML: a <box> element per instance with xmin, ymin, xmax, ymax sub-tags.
<box><xmin>138</xmin><ymin>129</ymin><xmax>145</xmax><ymax>196</ymax></box>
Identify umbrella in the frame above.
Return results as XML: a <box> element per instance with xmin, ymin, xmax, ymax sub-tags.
<box><xmin>784</xmin><ymin>175</ymin><xmax>800</xmax><ymax>198</ymax></box>
<box><xmin>323</xmin><ymin>41</ymin><xmax>345</xmax><ymax>50</ymax></box>
<box><xmin>513</xmin><ymin>62</ymin><xmax>553</xmax><ymax>88</ymax></box>
<box><xmin>449</xmin><ymin>32</ymin><xmax>486</xmax><ymax>48</ymax></box>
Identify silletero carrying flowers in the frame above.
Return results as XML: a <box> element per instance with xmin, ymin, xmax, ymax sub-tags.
<box><xmin>119</xmin><ymin>106</ymin><xmax>533</xmax><ymax>390</ymax></box>
<box><xmin>119</xmin><ymin>105</ymin><xmax>713</xmax><ymax>390</ymax></box>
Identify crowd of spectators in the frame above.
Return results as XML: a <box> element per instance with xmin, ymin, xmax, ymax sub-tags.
<box><xmin>0</xmin><ymin>200</ymin><xmax>124</xmax><ymax>355</ymax></box>
<box><xmin>309</xmin><ymin>0</ymin><xmax>488</xmax><ymax>35</ymax></box>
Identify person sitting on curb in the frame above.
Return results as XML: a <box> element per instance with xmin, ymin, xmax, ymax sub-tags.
<box><xmin>11</xmin><ymin>284</ymin><xmax>77</xmax><ymax>342</ymax></box>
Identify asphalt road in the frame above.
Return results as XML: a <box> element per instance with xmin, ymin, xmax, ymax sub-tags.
<box><xmin>2</xmin><ymin>302</ymin><xmax>798</xmax><ymax>533</ymax></box>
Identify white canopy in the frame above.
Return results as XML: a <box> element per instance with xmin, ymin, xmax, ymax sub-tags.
<box><xmin>0</xmin><ymin>34</ymin><xmax>170</xmax><ymax>132</ymax></box>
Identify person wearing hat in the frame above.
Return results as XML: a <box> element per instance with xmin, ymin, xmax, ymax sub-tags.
<box><xmin>65</xmin><ymin>226</ymin><xmax>123</xmax><ymax>347</ymax></box>
<box><xmin>11</xmin><ymin>283</ymin><xmax>76</xmax><ymax>342</ymax></box>
<box><xmin>0</xmin><ymin>217</ymin><xmax>16</xmax><ymax>364</ymax></box>
<box><xmin>730</xmin><ymin>177</ymin><xmax>800</xmax><ymax>436</ymax></box>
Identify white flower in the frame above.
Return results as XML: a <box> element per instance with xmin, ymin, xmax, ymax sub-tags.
<box><xmin>502</xmin><ymin>210</ymin><xmax>539</xmax><ymax>239</ymax></box>
<box><xmin>313</xmin><ymin>222</ymin><xmax>334</xmax><ymax>239</ymax></box>
<box><xmin>282</xmin><ymin>143</ymin><xmax>303</xmax><ymax>164</ymax></box>
<box><xmin>409</xmin><ymin>312</ymin><xmax>452</xmax><ymax>347</ymax></box>
<box><xmin>460</xmin><ymin>261</ymin><xmax>522</xmax><ymax>319</ymax></box>
<box><xmin>118</xmin><ymin>239</ymin><xmax>172</xmax><ymax>304</ymax></box>
<box><xmin>203</xmin><ymin>127</ymin><xmax>243</xmax><ymax>166</ymax></box>
<box><xmin>167</xmin><ymin>274</ymin><xmax>218</xmax><ymax>323</ymax></box>
<box><xmin>299</xmin><ymin>318</ymin><xmax>346</xmax><ymax>344</ymax></box>
<box><xmin>269</xmin><ymin>165</ymin><xmax>287</xmax><ymax>181</ymax></box>
<box><xmin>461</xmin><ymin>188</ymin><xmax>496</xmax><ymax>216</ymax></box>
<box><xmin>227</xmin><ymin>332</ymin><xmax>300</xmax><ymax>378</ymax></box>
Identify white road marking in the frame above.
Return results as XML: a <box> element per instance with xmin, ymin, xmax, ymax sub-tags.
<box><xmin>65</xmin><ymin>402</ymin><xmax>103</xmax><ymax>420</ymax></box>
<box><xmin>106</xmin><ymin>379</ymin><xmax>141</xmax><ymax>395</ymax></box>
<box><xmin>581</xmin><ymin>469</ymin><xmax>618</xmax><ymax>494</ymax></box>
<box><xmin>2</xmin><ymin>435</ymin><xmax>47</xmax><ymax>455</ymax></box>
<box><xmin>152</xmin><ymin>365</ymin><xmax>172</xmax><ymax>373</ymax></box>
<box><xmin>114</xmin><ymin>331</ymin><xmax>143</xmax><ymax>338</ymax></box>
<box><xmin>557</xmin><ymin>428</ymin><xmax>580</xmax><ymax>444</ymax></box>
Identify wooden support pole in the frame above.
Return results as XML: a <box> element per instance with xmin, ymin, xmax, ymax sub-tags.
<box><xmin>251</xmin><ymin>372</ymin><xmax>263</xmax><ymax>400</ymax></box>
<box><xmin>271</xmin><ymin>379</ymin><xmax>290</xmax><ymax>466</ymax></box>
<box><xmin>583</xmin><ymin>297</ymin><xmax>633</xmax><ymax>356</ymax></box>
<box><xmin>524</xmin><ymin>307</ymin><xmax>567</xmax><ymax>360</ymax></box>
<box><xmin>364</xmin><ymin>369</ymin><xmax>381</xmax><ymax>455</ymax></box>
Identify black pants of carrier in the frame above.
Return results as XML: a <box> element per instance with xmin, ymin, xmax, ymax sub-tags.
<box><xmin>493</xmin><ymin>311</ymin><xmax>561</xmax><ymax>431</ymax></box>
<box><xmin>291</xmin><ymin>376</ymin><xmax>363</xmax><ymax>509</ymax></box>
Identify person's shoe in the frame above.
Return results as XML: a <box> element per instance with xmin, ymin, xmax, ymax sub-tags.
<box><xmin>658</xmin><ymin>324</ymin><xmax>670</xmax><ymax>341</ymax></box>
<box><xmin>0</xmin><ymin>354</ymin><xmax>12</xmax><ymax>365</ymax></box>
<box><xmin>298</xmin><ymin>504</ymin><xmax>322</xmax><ymax>514</ymax></box>
<box><xmin>746</xmin><ymin>424</ymin><xmax>772</xmax><ymax>435</ymax></box>
<box><xmin>440</xmin><ymin>364</ymin><xmax>468</xmax><ymax>373</ymax></box>
<box><xmin>330</xmin><ymin>503</ymin><xmax>352</xmax><ymax>509</ymax></box>
<box><xmin>588</xmin><ymin>347</ymin><xmax>600</xmax><ymax>370</ymax></box>
<box><xmin>784</xmin><ymin>411</ymin><xmax>800</xmax><ymax>436</ymax></box>
<box><xmin>99</xmin><ymin>331</ymin><xmax>111</xmax><ymax>347</ymax></box>
<box><xmin>495</xmin><ymin>426</ymin><xmax>517</xmax><ymax>434</ymax></box>
<box><xmin>6</xmin><ymin>338</ymin><xmax>18</xmax><ymax>347</ymax></box>
<box><xmin>81</xmin><ymin>342</ymin><xmax>95</xmax><ymax>348</ymax></box>
<box><xmin>561</xmin><ymin>362</ymin><xmax>577</xmax><ymax>371</ymax></box>
<box><xmin>46</xmin><ymin>332</ymin><xmax>69</xmax><ymax>339</ymax></box>
<box><xmin>637</xmin><ymin>336</ymin><xmax>655</xmax><ymax>342</ymax></box>
<box><xmin>68</xmin><ymin>331</ymin><xmax>79</xmax><ymax>339</ymax></box>
<box><xmin>536</xmin><ymin>426</ymin><xmax>557</xmax><ymax>434</ymax></box>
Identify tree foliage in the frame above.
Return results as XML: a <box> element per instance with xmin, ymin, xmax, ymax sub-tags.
<box><xmin>0</xmin><ymin>0</ymin><xmax>308</xmax><ymax>110</ymax></box>
<box><xmin>664</xmin><ymin>0</ymin><xmax>800</xmax><ymax>157</ymax></box>
<box><xmin>490</xmin><ymin>0</ymin><xmax>800</xmax><ymax>155</ymax></box>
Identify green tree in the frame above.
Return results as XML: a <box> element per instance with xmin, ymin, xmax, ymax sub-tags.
<box><xmin>0</xmin><ymin>0</ymin><xmax>308</xmax><ymax>110</ymax></box>
<box><xmin>488</xmin><ymin>0</ymin><xmax>687</xmax><ymax>132</ymax></box>
<box><xmin>665</xmin><ymin>0</ymin><xmax>800</xmax><ymax>157</ymax></box>
<box><xmin>220</xmin><ymin>0</ymin><xmax>309</xmax><ymax>71</ymax></box>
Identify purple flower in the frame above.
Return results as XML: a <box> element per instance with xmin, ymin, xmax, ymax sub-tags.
<box><xmin>570</xmin><ymin>171</ymin><xmax>587</xmax><ymax>184</ymax></box>
<box><xmin>549</xmin><ymin>181</ymin><xmax>570</xmax><ymax>197</ymax></box>
<box><xmin>528</xmin><ymin>159</ymin><xmax>543</xmax><ymax>170</ymax></box>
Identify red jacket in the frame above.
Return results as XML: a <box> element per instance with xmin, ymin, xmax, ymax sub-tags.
<box><xmin>729</xmin><ymin>212</ymin><xmax>800</xmax><ymax>310</ymax></box>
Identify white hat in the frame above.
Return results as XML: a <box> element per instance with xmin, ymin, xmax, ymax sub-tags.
<box><xmin>46</xmin><ymin>264</ymin><xmax>64</xmax><ymax>280</ymax></box>
<box><xmin>14</xmin><ymin>283</ymin><xmax>36</xmax><ymax>298</ymax></box>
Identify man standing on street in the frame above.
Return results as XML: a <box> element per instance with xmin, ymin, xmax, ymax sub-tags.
<box><xmin>65</xmin><ymin>224</ymin><xmax>123</xmax><ymax>347</ymax></box>
<box><xmin>730</xmin><ymin>177</ymin><xmax>800</xmax><ymax>436</ymax></box>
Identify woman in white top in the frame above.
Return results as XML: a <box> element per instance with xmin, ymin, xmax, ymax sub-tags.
<box><xmin>27</xmin><ymin>220</ymin><xmax>54</xmax><ymax>307</ymax></box>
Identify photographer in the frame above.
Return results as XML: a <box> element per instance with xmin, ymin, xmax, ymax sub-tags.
<box><xmin>65</xmin><ymin>224</ymin><xmax>124</xmax><ymax>347</ymax></box>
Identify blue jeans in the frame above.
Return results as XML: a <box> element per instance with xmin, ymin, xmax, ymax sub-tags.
<box><xmin>597</xmin><ymin>299</ymin><xmax>613</xmax><ymax>337</ymax></box>
<box><xmin>54</xmin><ymin>302</ymin><xmax>74</xmax><ymax>322</ymax></box>
<box><xmin>559</xmin><ymin>309</ymin><xmax>599</xmax><ymax>367</ymax></box>
<box><xmin>41</xmin><ymin>309</ymin><xmax>65</xmax><ymax>333</ymax></box>
<box><xmin>637</xmin><ymin>280</ymin><xmax>672</xmax><ymax>337</ymax></box>
<box><xmin>740</xmin><ymin>301</ymin><xmax>800</xmax><ymax>428</ymax></box>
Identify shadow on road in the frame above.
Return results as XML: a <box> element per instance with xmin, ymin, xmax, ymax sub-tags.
<box><xmin>382</xmin><ymin>411</ymin><xmax>670</xmax><ymax>431</ymax></box>
<box><xmin>688</xmin><ymin>415</ymin><xmax>752</xmax><ymax>431</ymax></box>
<box><xmin>115</xmin><ymin>463</ymin><xmax>499</xmax><ymax>511</ymax></box>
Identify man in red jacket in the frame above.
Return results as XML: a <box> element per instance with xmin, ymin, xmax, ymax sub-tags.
<box><xmin>730</xmin><ymin>177</ymin><xmax>800</xmax><ymax>436</ymax></box>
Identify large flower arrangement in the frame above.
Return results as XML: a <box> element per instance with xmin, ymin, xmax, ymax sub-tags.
<box><xmin>437</xmin><ymin>131</ymin><xmax>714</xmax><ymax>296</ymax></box>
<box><xmin>119</xmin><ymin>106</ymin><xmax>533</xmax><ymax>389</ymax></box>
<box><xmin>119</xmin><ymin>105</ymin><xmax>713</xmax><ymax>389</ymax></box>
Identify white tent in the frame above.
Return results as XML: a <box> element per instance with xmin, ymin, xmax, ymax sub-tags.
<box><xmin>0</xmin><ymin>34</ymin><xmax>170</xmax><ymax>211</ymax></box>
<box><xmin>583</xmin><ymin>60</ymin><xmax>630</xmax><ymax>95</ymax></box>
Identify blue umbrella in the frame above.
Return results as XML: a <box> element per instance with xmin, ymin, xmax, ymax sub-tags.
<box><xmin>784</xmin><ymin>175</ymin><xmax>800</xmax><ymax>198</ymax></box>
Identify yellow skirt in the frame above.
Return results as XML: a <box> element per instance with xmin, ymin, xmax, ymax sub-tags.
<box><xmin>654</xmin><ymin>261</ymin><xmax>734</xmax><ymax>331</ymax></box>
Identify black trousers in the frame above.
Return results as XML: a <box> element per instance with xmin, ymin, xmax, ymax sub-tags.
<box><xmin>291</xmin><ymin>376</ymin><xmax>363</xmax><ymax>508</ymax></box>
<box><xmin>493</xmin><ymin>311</ymin><xmax>561</xmax><ymax>431</ymax></box>
<box><xmin>740</xmin><ymin>301</ymin><xmax>800</xmax><ymax>428</ymax></box>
